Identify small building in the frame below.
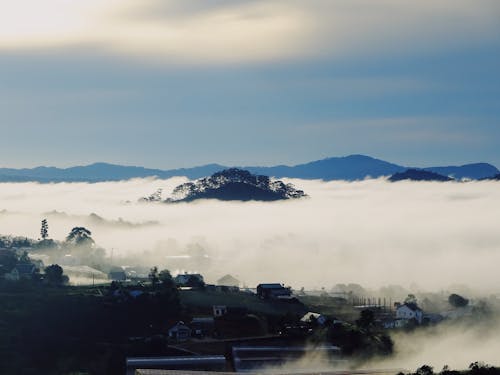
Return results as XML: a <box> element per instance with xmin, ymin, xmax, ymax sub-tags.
<box><xmin>108</xmin><ymin>269</ymin><xmax>127</xmax><ymax>281</ymax></box>
<box><xmin>300</xmin><ymin>312</ymin><xmax>328</xmax><ymax>326</ymax></box>
<box><xmin>168</xmin><ymin>321</ymin><xmax>191</xmax><ymax>342</ymax></box>
<box><xmin>4</xmin><ymin>263</ymin><xmax>37</xmax><ymax>281</ymax></box>
<box><xmin>174</xmin><ymin>273</ymin><xmax>204</xmax><ymax>287</ymax></box>
<box><xmin>212</xmin><ymin>305</ymin><xmax>247</xmax><ymax>318</ymax></box>
<box><xmin>190</xmin><ymin>317</ymin><xmax>215</xmax><ymax>338</ymax></box>
<box><xmin>256</xmin><ymin>283</ymin><xmax>292</xmax><ymax>300</ymax></box>
<box><xmin>395</xmin><ymin>303</ymin><xmax>423</xmax><ymax>324</ymax></box>
<box><xmin>215</xmin><ymin>285</ymin><xmax>239</xmax><ymax>293</ymax></box>
<box><xmin>216</xmin><ymin>274</ymin><xmax>240</xmax><ymax>287</ymax></box>
<box><xmin>213</xmin><ymin>305</ymin><xmax>228</xmax><ymax>317</ymax></box>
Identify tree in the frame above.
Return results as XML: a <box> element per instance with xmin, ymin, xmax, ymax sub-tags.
<box><xmin>40</xmin><ymin>219</ymin><xmax>49</xmax><ymax>240</ymax></box>
<box><xmin>416</xmin><ymin>365</ymin><xmax>434</xmax><ymax>375</ymax></box>
<box><xmin>19</xmin><ymin>251</ymin><xmax>31</xmax><ymax>264</ymax></box>
<box><xmin>44</xmin><ymin>264</ymin><xmax>68</xmax><ymax>286</ymax></box>
<box><xmin>448</xmin><ymin>293</ymin><xmax>469</xmax><ymax>308</ymax></box>
<box><xmin>149</xmin><ymin>266</ymin><xmax>159</xmax><ymax>287</ymax></box>
<box><xmin>0</xmin><ymin>250</ymin><xmax>18</xmax><ymax>275</ymax></box>
<box><xmin>186</xmin><ymin>275</ymin><xmax>205</xmax><ymax>289</ymax></box>
<box><xmin>404</xmin><ymin>294</ymin><xmax>418</xmax><ymax>305</ymax></box>
<box><xmin>66</xmin><ymin>227</ymin><xmax>94</xmax><ymax>247</ymax></box>
<box><xmin>356</xmin><ymin>309</ymin><xmax>375</xmax><ymax>329</ymax></box>
<box><xmin>158</xmin><ymin>269</ymin><xmax>175</xmax><ymax>289</ymax></box>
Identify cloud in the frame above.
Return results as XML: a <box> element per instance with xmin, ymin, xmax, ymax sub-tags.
<box><xmin>0</xmin><ymin>178</ymin><xmax>499</xmax><ymax>293</ymax></box>
<box><xmin>371</xmin><ymin>317</ymin><xmax>500</xmax><ymax>369</ymax></box>
<box><xmin>0</xmin><ymin>0</ymin><xmax>499</xmax><ymax>64</ymax></box>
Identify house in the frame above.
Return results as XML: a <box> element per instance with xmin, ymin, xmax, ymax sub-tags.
<box><xmin>190</xmin><ymin>317</ymin><xmax>215</xmax><ymax>338</ymax></box>
<box><xmin>168</xmin><ymin>321</ymin><xmax>191</xmax><ymax>342</ymax></box>
<box><xmin>4</xmin><ymin>263</ymin><xmax>37</xmax><ymax>281</ymax></box>
<box><xmin>395</xmin><ymin>303</ymin><xmax>423</xmax><ymax>324</ymax></box>
<box><xmin>212</xmin><ymin>305</ymin><xmax>248</xmax><ymax>318</ymax></box>
<box><xmin>213</xmin><ymin>305</ymin><xmax>228</xmax><ymax>317</ymax></box>
<box><xmin>174</xmin><ymin>273</ymin><xmax>204</xmax><ymax>287</ymax></box>
<box><xmin>300</xmin><ymin>312</ymin><xmax>328</xmax><ymax>326</ymax></box>
<box><xmin>216</xmin><ymin>274</ymin><xmax>240</xmax><ymax>287</ymax></box>
<box><xmin>256</xmin><ymin>283</ymin><xmax>292</xmax><ymax>300</ymax></box>
<box><xmin>108</xmin><ymin>269</ymin><xmax>127</xmax><ymax>281</ymax></box>
<box><xmin>215</xmin><ymin>285</ymin><xmax>239</xmax><ymax>293</ymax></box>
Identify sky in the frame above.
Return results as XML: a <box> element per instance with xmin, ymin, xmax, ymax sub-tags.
<box><xmin>0</xmin><ymin>0</ymin><xmax>499</xmax><ymax>169</ymax></box>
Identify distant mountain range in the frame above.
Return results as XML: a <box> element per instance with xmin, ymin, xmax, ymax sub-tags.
<box><xmin>0</xmin><ymin>155</ymin><xmax>498</xmax><ymax>182</ymax></box>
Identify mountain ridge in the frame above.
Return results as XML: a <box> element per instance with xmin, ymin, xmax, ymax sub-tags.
<box><xmin>0</xmin><ymin>155</ymin><xmax>498</xmax><ymax>182</ymax></box>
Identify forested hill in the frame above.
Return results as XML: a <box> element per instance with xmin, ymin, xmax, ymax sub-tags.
<box><xmin>165</xmin><ymin>169</ymin><xmax>307</xmax><ymax>202</ymax></box>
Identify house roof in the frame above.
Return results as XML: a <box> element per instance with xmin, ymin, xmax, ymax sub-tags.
<box><xmin>169</xmin><ymin>321</ymin><xmax>191</xmax><ymax>332</ymax></box>
<box><xmin>257</xmin><ymin>283</ymin><xmax>284</xmax><ymax>289</ymax></box>
<box><xmin>217</xmin><ymin>274</ymin><xmax>239</xmax><ymax>285</ymax></box>
<box><xmin>175</xmin><ymin>273</ymin><xmax>203</xmax><ymax>280</ymax></box>
<box><xmin>399</xmin><ymin>303</ymin><xmax>422</xmax><ymax>312</ymax></box>
<box><xmin>191</xmin><ymin>317</ymin><xmax>215</xmax><ymax>324</ymax></box>
<box><xmin>300</xmin><ymin>312</ymin><xmax>324</xmax><ymax>322</ymax></box>
<box><xmin>15</xmin><ymin>263</ymin><xmax>36</xmax><ymax>275</ymax></box>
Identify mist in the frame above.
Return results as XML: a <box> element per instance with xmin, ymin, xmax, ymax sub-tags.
<box><xmin>0</xmin><ymin>178</ymin><xmax>499</xmax><ymax>293</ymax></box>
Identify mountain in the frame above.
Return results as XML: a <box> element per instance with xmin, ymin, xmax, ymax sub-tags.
<box><xmin>389</xmin><ymin>169</ymin><xmax>454</xmax><ymax>182</ymax></box>
<box><xmin>0</xmin><ymin>155</ymin><xmax>498</xmax><ymax>182</ymax></box>
<box><xmin>0</xmin><ymin>163</ymin><xmax>226</xmax><ymax>182</ymax></box>
<box><xmin>245</xmin><ymin>155</ymin><xmax>406</xmax><ymax>180</ymax></box>
<box><xmin>424</xmin><ymin>163</ymin><xmax>499</xmax><ymax>180</ymax></box>
<box><xmin>165</xmin><ymin>168</ymin><xmax>307</xmax><ymax>203</ymax></box>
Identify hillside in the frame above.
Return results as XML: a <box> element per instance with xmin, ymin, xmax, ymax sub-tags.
<box><xmin>166</xmin><ymin>169</ymin><xmax>307</xmax><ymax>203</ymax></box>
<box><xmin>389</xmin><ymin>169</ymin><xmax>454</xmax><ymax>182</ymax></box>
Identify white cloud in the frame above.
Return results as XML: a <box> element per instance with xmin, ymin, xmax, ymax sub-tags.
<box><xmin>0</xmin><ymin>0</ymin><xmax>498</xmax><ymax>64</ymax></box>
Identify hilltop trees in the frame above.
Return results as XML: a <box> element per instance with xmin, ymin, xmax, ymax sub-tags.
<box><xmin>66</xmin><ymin>227</ymin><xmax>94</xmax><ymax>247</ymax></box>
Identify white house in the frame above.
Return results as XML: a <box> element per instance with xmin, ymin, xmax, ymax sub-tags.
<box><xmin>395</xmin><ymin>303</ymin><xmax>423</xmax><ymax>324</ymax></box>
<box><xmin>300</xmin><ymin>312</ymin><xmax>328</xmax><ymax>326</ymax></box>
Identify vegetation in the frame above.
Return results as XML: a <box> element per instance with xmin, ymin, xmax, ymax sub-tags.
<box><xmin>40</xmin><ymin>219</ymin><xmax>49</xmax><ymax>240</ymax></box>
<box><xmin>165</xmin><ymin>168</ymin><xmax>307</xmax><ymax>202</ymax></box>
<box><xmin>44</xmin><ymin>264</ymin><xmax>69</xmax><ymax>286</ymax></box>
<box><xmin>0</xmin><ymin>273</ymin><xmax>181</xmax><ymax>374</ymax></box>
<box><xmin>389</xmin><ymin>169</ymin><xmax>453</xmax><ymax>182</ymax></box>
<box><xmin>399</xmin><ymin>363</ymin><xmax>500</xmax><ymax>375</ymax></box>
<box><xmin>449</xmin><ymin>293</ymin><xmax>469</xmax><ymax>308</ymax></box>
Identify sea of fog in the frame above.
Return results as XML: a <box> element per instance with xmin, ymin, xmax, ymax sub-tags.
<box><xmin>0</xmin><ymin>177</ymin><xmax>499</xmax><ymax>292</ymax></box>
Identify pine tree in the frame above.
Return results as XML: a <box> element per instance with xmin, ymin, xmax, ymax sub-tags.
<box><xmin>41</xmin><ymin>219</ymin><xmax>49</xmax><ymax>240</ymax></box>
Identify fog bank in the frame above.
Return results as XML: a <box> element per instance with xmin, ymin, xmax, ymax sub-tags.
<box><xmin>0</xmin><ymin>178</ymin><xmax>499</xmax><ymax>292</ymax></box>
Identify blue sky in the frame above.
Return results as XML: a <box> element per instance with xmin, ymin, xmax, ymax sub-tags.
<box><xmin>0</xmin><ymin>0</ymin><xmax>499</xmax><ymax>169</ymax></box>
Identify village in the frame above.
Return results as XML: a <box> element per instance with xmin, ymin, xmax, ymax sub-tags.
<box><xmin>0</xmin><ymin>236</ymin><xmax>480</xmax><ymax>374</ymax></box>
